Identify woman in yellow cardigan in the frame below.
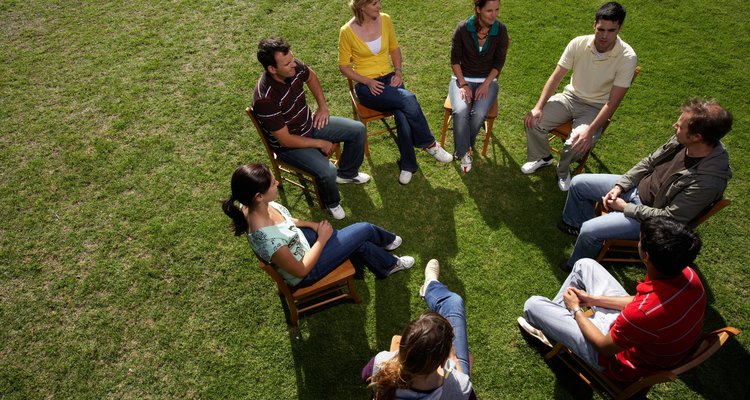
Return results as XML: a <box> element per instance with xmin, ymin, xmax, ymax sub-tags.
<box><xmin>339</xmin><ymin>0</ymin><xmax>452</xmax><ymax>185</ymax></box>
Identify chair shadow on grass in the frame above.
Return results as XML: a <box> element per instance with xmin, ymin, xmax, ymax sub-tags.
<box><xmin>287</xmin><ymin>282</ymin><xmax>373</xmax><ymax>400</ymax></box>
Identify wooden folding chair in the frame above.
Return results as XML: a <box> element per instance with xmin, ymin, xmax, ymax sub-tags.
<box><xmin>548</xmin><ymin>66</ymin><xmax>641</xmax><ymax>174</ymax></box>
<box><xmin>595</xmin><ymin>198</ymin><xmax>731</xmax><ymax>264</ymax></box>
<box><xmin>346</xmin><ymin>78</ymin><xmax>396</xmax><ymax>156</ymax></box>
<box><xmin>245</xmin><ymin>106</ymin><xmax>339</xmax><ymax>209</ymax></box>
<box><xmin>544</xmin><ymin>326</ymin><xmax>740</xmax><ymax>400</ymax></box>
<box><xmin>259</xmin><ymin>259</ymin><xmax>361</xmax><ymax>328</ymax></box>
<box><xmin>439</xmin><ymin>96</ymin><xmax>498</xmax><ymax>157</ymax></box>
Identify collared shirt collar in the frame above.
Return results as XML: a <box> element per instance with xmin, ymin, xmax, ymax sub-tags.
<box><xmin>466</xmin><ymin>15</ymin><xmax>499</xmax><ymax>36</ymax></box>
<box><xmin>585</xmin><ymin>35</ymin><xmax>624</xmax><ymax>58</ymax></box>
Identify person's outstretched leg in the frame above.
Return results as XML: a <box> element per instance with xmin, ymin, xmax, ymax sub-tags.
<box><xmin>421</xmin><ymin>259</ymin><xmax>470</xmax><ymax>375</ymax></box>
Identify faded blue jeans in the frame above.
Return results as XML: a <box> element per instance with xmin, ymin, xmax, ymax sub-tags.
<box><xmin>298</xmin><ymin>222</ymin><xmax>397</xmax><ymax>286</ymax></box>
<box><xmin>562</xmin><ymin>174</ymin><xmax>642</xmax><ymax>265</ymax></box>
<box><xmin>448</xmin><ymin>77</ymin><xmax>498</xmax><ymax>157</ymax></box>
<box><xmin>424</xmin><ymin>280</ymin><xmax>470</xmax><ymax>375</ymax></box>
<box><xmin>275</xmin><ymin>116</ymin><xmax>366</xmax><ymax>208</ymax></box>
<box><xmin>355</xmin><ymin>73</ymin><xmax>437</xmax><ymax>172</ymax></box>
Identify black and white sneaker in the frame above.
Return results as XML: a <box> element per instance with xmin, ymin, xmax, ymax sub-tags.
<box><xmin>336</xmin><ymin>172</ymin><xmax>371</xmax><ymax>184</ymax></box>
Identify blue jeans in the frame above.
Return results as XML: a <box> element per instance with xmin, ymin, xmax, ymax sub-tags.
<box><xmin>298</xmin><ymin>222</ymin><xmax>398</xmax><ymax>286</ymax></box>
<box><xmin>562</xmin><ymin>174</ymin><xmax>643</xmax><ymax>264</ymax></box>
<box><xmin>524</xmin><ymin>258</ymin><xmax>628</xmax><ymax>370</ymax></box>
<box><xmin>448</xmin><ymin>77</ymin><xmax>498</xmax><ymax>157</ymax></box>
<box><xmin>355</xmin><ymin>73</ymin><xmax>436</xmax><ymax>172</ymax></box>
<box><xmin>275</xmin><ymin>116</ymin><xmax>366</xmax><ymax>208</ymax></box>
<box><xmin>424</xmin><ymin>281</ymin><xmax>470</xmax><ymax>375</ymax></box>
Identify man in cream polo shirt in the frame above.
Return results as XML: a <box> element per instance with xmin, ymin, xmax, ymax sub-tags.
<box><xmin>522</xmin><ymin>2</ymin><xmax>637</xmax><ymax>191</ymax></box>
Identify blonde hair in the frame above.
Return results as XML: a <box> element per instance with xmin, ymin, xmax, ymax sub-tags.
<box><xmin>369</xmin><ymin>312</ymin><xmax>454</xmax><ymax>400</ymax></box>
<box><xmin>349</xmin><ymin>0</ymin><xmax>375</xmax><ymax>25</ymax></box>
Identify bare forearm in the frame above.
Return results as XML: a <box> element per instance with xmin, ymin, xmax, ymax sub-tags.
<box><xmin>590</xmin><ymin>295</ymin><xmax>634</xmax><ymax>311</ymax></box>
<box><xmin>301</xmin><ymin>242</ymin><xmax>325</xmax><ymax>271</ymax></box>
<box><xmin>339</xmin><ymin>64</ymin><xmax>369</xmax><ymax>85</ymax></box>
<box><xmin>390</xmin><ymin>47</ymin><xmax>402</xmax><ymax>71</ymax></box>
<box><xmin>574</xmin><ymin>311</ymin><xmax>616</xmax><ymax>354</ymax></box>
<box><xmin>305</xmin><ymin>68</ymin><xmax>328</xmax><ymax>110</ymax></box>
<box><xmin>451</xmin><ymin>64</ymin><xmax>466</xmax><ymax>85</ymax></box>
<box><xmin>534</xmin><ymin>67</ymin><xmax>567</xmax><ymax>110</ymax></box>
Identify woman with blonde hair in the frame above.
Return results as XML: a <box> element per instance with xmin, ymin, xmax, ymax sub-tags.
<box><xmin>339</xmin><ymin>0</ymin><xmax>453</xmax><ymax>185</ymax></box>
<box><xmin>221</xmin><ymin>163</ymin><xmax>414</xmax><ymax>287</ymax></box>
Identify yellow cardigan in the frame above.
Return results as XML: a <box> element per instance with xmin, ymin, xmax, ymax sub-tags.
<box><xmin>338</xmin><ymin>13</ymin><xmax>400</xmax><ymax>79</ymax></box>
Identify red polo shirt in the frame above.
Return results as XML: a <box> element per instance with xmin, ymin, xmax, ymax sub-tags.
<box><xmin>252</xmin><ymin>59</ymin><xmax>314</xmax><ymax>149</ymax></box>
<box><xmin>601</xmin><ymin>267</ymin><xmax>706</xmax><ymax>382</ymax></box>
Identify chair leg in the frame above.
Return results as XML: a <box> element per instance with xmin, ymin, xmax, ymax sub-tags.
<box><xmin>440</xmin><ymin>109</ymin><xmax>451</xmax><ymax>148</ymax></box>
<box><xmin>574</xmin><ymin>150</ymin><xmax>591</xmax><ymax>174</ymax></box>
<box><xmin>347</xmin><ymin>277</ymin><xmax>361</xmax><ymax>304</ymax></box>
<box><xmin>364</xmin><ymin>121</ymin><xmax>370</xmax><ymax>156</ymax></box>
<box><xmin>595</xmin><ymin>240</ymin><xmax>611</xmax><ymax>262</ymax></box>
<box><xmin>482</xmin><ymin>117</ymin><xmax>495</xmax><ymax>157</ymax></box>
<box><xmin>288</xmin><ymin>298</ymin><xmax>299</xmax><ymax>328</ymax></box>
<box><xmin>544</xmin><ymin>343</ymin><xmax>565</xmax><ymax>360</ymax></box>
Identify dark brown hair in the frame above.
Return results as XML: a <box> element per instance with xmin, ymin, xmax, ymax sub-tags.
<box><xmin>221</xmin><ymin>163</ymin><xmax>272</xmax><ymax>236</ymax></box>
<box><xmin>369</xmin><ymin>312</ymin><xmax>455</xmax><ymax>400</ymax></box>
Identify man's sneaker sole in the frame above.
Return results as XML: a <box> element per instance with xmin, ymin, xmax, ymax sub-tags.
<box><xmin>517</xmin><ymin>317</ymin><xmax>552</xmax><ymax>347</ymax></box>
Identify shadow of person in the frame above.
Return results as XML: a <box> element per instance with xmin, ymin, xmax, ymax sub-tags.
<box><xmin>288</xmin><ymin>282</ymin><xmax>373</xmax><ymax>400</ymax></box>
<box><xmin>676</xmin><ymin>273</ymin><xmax>749</xmax><ymax>400</ymax></box>
<box><xmin>460</xmin><ymin>139</ymin><xmax>574</xmax><ymax>277</ymax></box>
<box><xmin>364</xmin><ymin>159</ymin><xmax>464</xmax><ymax>351</ymax></box>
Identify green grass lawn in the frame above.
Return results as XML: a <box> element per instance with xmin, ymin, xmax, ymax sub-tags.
<box><xmin>2</xmin><ymin>0</ymin><xmax>748</xmax><ymax>398</ymax></box>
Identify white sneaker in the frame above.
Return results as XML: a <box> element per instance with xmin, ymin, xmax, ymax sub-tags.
<box><xmin>419</xmin><ymin>259</ymin><xmax>441</xmax><ymax>298</ymax></box>
<box><xmin>388</xmin><ymin>256</ymin><xmax>415</xmax><ymax>276</ymax></box>
<box><xmin>425</xmin><ymin>143</ymin><xmax>453</xmax><ymax>163</ymax></box>
<box><xmin>399</xmin><ymin>170</ymin><xmax>413</xmax><ymax>185</ymax></box>
<box><xmin>558</xmin><ymin>173</ymin><xmax>572</xmax><ymax>191</ymax></box>
<box><xmin>520</xmin><ymin>158</ymin><xmax>553</xmax><ymax>174</ymax></box>
<box><xmin>327</xmin><ymin>205</ymin><xmax>345</xmax><ymax>220</ymax></box>
<box><xmin>517</xmin><ymin>317</ymin><xmax>552</xmax><ymax>347</ymax></box>
<box><xmin>336</xmin><ymin>172</ymin><xmax>371</xmax><ymax>184</ymax></box>
<box><xmin>385</xmin><ymin>235</ymin><xmax>402</xmax><ymax>251</ymax></box>
<box><xmin>460</xmin><ymin>153</ymin><xmax>473</xmax><ymax>173</ymax></box>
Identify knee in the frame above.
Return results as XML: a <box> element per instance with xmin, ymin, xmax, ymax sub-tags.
<box><xmin>355</xmin><ymin>121</ymin><xmax>366</xmax><ymax>136</ymax></box>
<box><xmin>319</xmin><ymin>163</ymin><xmax>338</xmax><ymax>181</ymax></box>
<box><xmin>569</xmin><ymin>175</ymin><xmax>589</xmax><ymax>195</ymax></box>
<box><xmin>578</xmin><ymin>220</ymin><xmax>603</xmax><ymax>243</ymax></box>
<box><xmin>523</xmin><ymin>296</ymin><xmax>547</xmax><ymax>318</ymax></box>
<box><xmin>401</xmin><ymin>90</ymin><xmax>421</xmax><ymax>109</ymax></box>
<box><xmin>443</xmin><ymin>293</ymin><xmax>466</xmax><ymax>313</ymax></box>
<box><xmin>573</xmin><ymin>258</ymin><xmax>601</xmax><ymax>274</ymax></box>
<box><xmin>451</xmin><ymin>101</ymin><xmax>470</xmax><ymax>118</ymax></box>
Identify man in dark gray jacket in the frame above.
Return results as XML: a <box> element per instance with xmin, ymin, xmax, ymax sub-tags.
<box><xmin>557</xmin><ymin>97</ymin><xmax>732</xmax><ymax>271</ymax></box>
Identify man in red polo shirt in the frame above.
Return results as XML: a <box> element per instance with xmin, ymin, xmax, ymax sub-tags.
<box><xmin>519</xmin><ymin>216</ymin><xmax>705</xmax><ymax>381</ymax></box>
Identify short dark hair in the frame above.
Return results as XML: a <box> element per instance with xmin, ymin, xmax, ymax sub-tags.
<box><xmin>596</xmin><ymin>2</ymin><xmax>626</xmax><ymax>25</ymax></box>
<box><xmin>257</xmin><ymin>36</ymin><xmax>291</xmax><ymax>71</ymax></box>
<box><xmin>640</xmin><ymin>217</ymin><xmax>702</xmax><ymax>276</ymax></box>
<box><xmin>681</xmin><ymin>97</ymin><xmax>733</xmax><ymax>147</ymax></box>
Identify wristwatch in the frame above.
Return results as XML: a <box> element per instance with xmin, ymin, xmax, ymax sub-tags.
<box><xmin>570</xmin><ymin>307</ymin><xmax>583</xmax><ymax>316</ymax></box>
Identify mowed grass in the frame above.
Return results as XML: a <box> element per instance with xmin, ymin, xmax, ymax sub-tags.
<box><xmin>1</xmin><ymin>0</ymin><xmax>748</xmax><ymax>399</ymax></box>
